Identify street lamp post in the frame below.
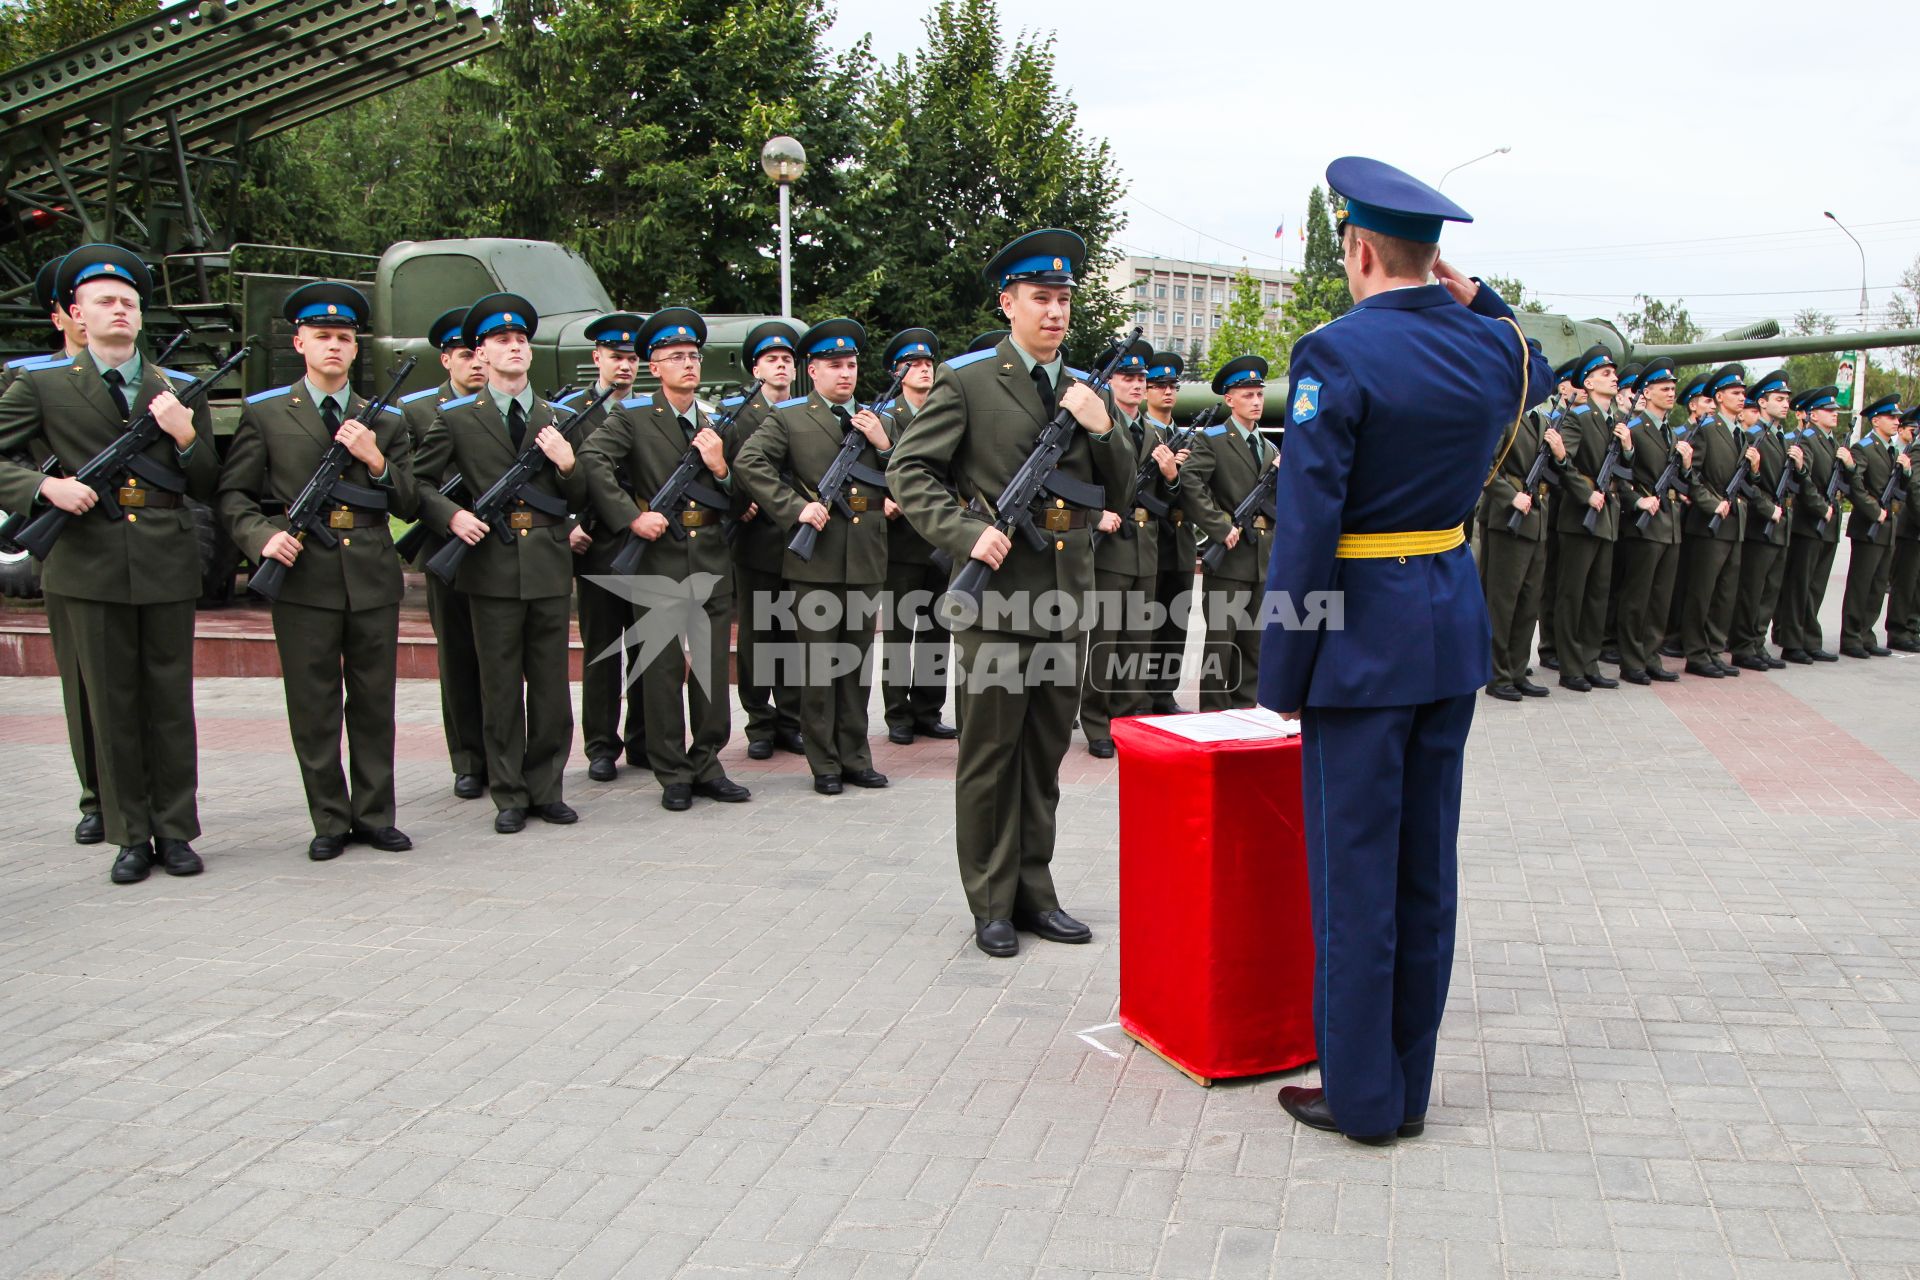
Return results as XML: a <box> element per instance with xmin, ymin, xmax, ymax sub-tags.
<box><xmin>1824</xmin><ymin>210</ymin><xmax>1870</xmax><ymax>425</ymax></box>
<box><xmin>760</xmin><ymin>136</ymin><xmax>807</xmax><ymax>318</ymax></box>
<box><xmin>1437</xmin><ymin>145</ymin><xmax>1511</xmax><ymax>189</ymax></box>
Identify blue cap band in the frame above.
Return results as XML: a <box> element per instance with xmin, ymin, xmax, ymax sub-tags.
<box><xmin>1578</xmin><ymin>353</ymin><xmax>1614</xmax><ymax>381</ymax></box>
<box><xmin>1115</xmin><ymin>354</ymin><xmax>1146</xmax><ymax>371</ymax></box>
<box><xmin>1147</xmin><ymin>364</ymin><xmax>1178</xmax><ymax>380</ymax></box>
<box><xmin>476</xmin><ymin>311</ymin><xmax>528</xmax><ymax>338</ymax></box>
<box><xmin>808</xmin><ymin>334</ymin><xmax>858</xmax><ymax>355</ymax></box>
<box><xmin>751</xmin><ymin>335</ymin><xmax>795</xmax><ymax>358</ymax></box>
<box><xmin>295</xmin><ymin>301</ymin><xmax>360</xmax><ymax>325</ymax></box>
<box><xmin>648</xmin><ymin>324</ymin><xmax>699</xmax><ymax>351</ymax></box>
<box><xmin>1805</xmin><ymin>393</ymin><xmax>1837</xmax><ymax>411</ymax></box>
<box><xmin>1709</xmin><ymin>371</ymin><xmax>1744</xmax><ymax>393</ymax></box>
<box><xmin>997</xmin><ymin>253</ymin><xmax>1076</xmax><ymax>289</ymax></box>
<box><xmin>1221</xmin><ymin>369</ymin><xmax>1263</xmax><ymax>390</ymax></box>
<box><xmin>72</xmin><ymin>262</ymin><xmax>134</xmax><ymax>287</ymax></box>
<box><xmin>894</xmin><ymin>343</ymin><xmax>932</xmax><ymax>361</ymax></box>
<box><xmin>1338</xmin><ymin>199</ymin><xmax>1445</xmax><ymax>245</ymax></box>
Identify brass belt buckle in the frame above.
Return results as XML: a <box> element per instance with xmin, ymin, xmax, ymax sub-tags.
<box><xmin>680</xmin><ymin>509</ymin><xmax>703</xmax><ymax>527</ymax></box>
<box><xmin>847</xmin><ymin>496</ymin><xmax>870</xmax><ymax>513</ymax></box>
<box><xmin>1254</xmin><ymin>515</ymin><xmax>1273</xmax><ymax>531</ymax></box>
<box><xmin>1043</xmin><ymin>508</ymin><xmax>1072</xmax><ymax>532</ymax></box>
<box><xmin>1132</xmin><ymin>507</ymin><xmax>1150</xmax><ymax>524</ymax></box>
<box><xmin>508</xmin><ymin>511</ymin><xmax>534</xmax><ymax>531</ymax></box>
<box><xmin>116</xmin><ymin>485</ymin><xmax>146</xmax><ymax>508</ymax></box>
<box><xmin>328</xmin><ymin>507</ymin><xmax>355</xmax><ymax>530</ymax></box>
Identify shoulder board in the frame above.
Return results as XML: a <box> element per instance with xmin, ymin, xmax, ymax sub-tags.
<box><xmin>544</xmin><ymin>400</ymin><xmax>569</xmax><ymax>413</ymax></box>
<box><xmin>441</xmin><ymin>393</ymin><xmax>479</xmax><ymax>411</ymax></box>
<box><xmin>1745</xmin><ymin>424</ymin><xmax>1763</xmax><ymax>435</ymax></box>
<box><xmin>874</xmin><ymin>398</ymin><xmax>896</xmax><ymax>413</ymax></box>
<box><xmin>1203</xmin><ymin>425</ymin><xmax>1227</xmax><ymax>437</ymax></box>
<box><xmin>245</xmin><ymin>385</ymin><xmax>294</xmax><ymax>405</ymax></box>
<box><xmin>618</xmin><ymin>394</ymin><xmax>652</xmax><ymax>410</ymax></box>
<box><xmin>399</xmin><ymin>387</ymin><xmax>440</xmax><ymax>404</ymax></box>
<box><xmin>719</xmin><ymin>395</ymin><xmax>745</xmax><ymax>408</ymax></box>
<box><xmin>379</xmin><ymin>404</ymin><xmax>404</xmax><ymax>417</ymax></box>
<box><xmin>1674</xmin><ymin>425</ymin><xmax>1690</xmax><ymax>438</ymax></box>
<box><xmin>775</xmin><ymin>396</ymin><xmax>809</xmax><ymax>409</ymax></box>
<box><xmin>555</xmin><ymin>389</ymin><xmax>585</xmax><ymax>407</ymax></box>
<box><xmin>1066</xmin><ymin>366</ymin><xmax>1088</xmax><ymax>381</ymax></box>
<box><xmin>5</xmin><ymin>353</ymin><xmax>58</xmax><ymax>370</ymax></box>
<box><xmin>945</xmin><ymin>349</ymin><xmax>998</xmax><ymax>371</ymax></box>
<box><xmin>1547</xmin><ymin>409</ymin><xmax>1561</xmax><ymax>422</ymax></box>
<box><xmin>161</xmin><ymin>367</ymin><xmax>194</xmax><ymax>382</ymax></box>
<box><xmin>1570</xmin><ymin>405</ymin><xmax>1591</xmax><ymax>416</ymax></box>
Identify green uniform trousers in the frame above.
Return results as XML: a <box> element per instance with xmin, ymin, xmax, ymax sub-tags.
<box><xmin>1613</xmin><ymin>539</ymin><xmax>1678</xmax><ymax>675</ymax></box>
<box><xmin>794</xmin><ymin>584</ymin><xmax>878</xmax><ymax>777</ymax></box>
<box><xmin>1730</xmin><ymin>538</ymin><xmax>1788</xmax><ymax>660</ymax></box>
<box><xmin>1889</xmin><ymin>540</ymin><xmax>1920</xmax><ymax>646</ymax></box>
<box><xmin>577</xmin><ymin>572</ymin><xmax>644</xmax><ymax>764</ymax></box>
<box><xmin>1840</xmin><ymin>538</ymin><xmax>1894</xmax><ymax>651</ymax></box>
<box><xmin>1553</xmin><ymin>533</ymin><xmax>1612</xmax><ymax>677</ymax></box>
<box><xmin>952</xmin><ymin>628</ymin><xmax>1076</xmax><ymax>921</ymax></box>
<box><xmin>1199</xmin><ymin>576</ymin><xmax>1261</xmax><ymax>711</ymax></box>
<box><xmin>1776</xmin><ymin>536</ymin><xmax>1838</xmax><ymax>652</ymax></box>
<box><xmin>467</xmin><ymin>594</ymin><xmax>574</xmax><ymax>812</ymax></box>
<box><xmin>881</xmin><ymin>558</ymin><xmax>951</xmax><ymax>732</ymax></box>
<box><xmin>731</xmin><ymin>558</ymin><xmax>802</xmax><ymax>744</ymax></box>
<box><xmin>269</xmin><ymin>599</ymin><xmax>399</xmax><ymax>836</ymax></box>
<box><xmin>1537</xmin><ymin>526</ymin><xmax>1561</xmax><ymax>658</ymax></box>
<box><xmin>1680</xmin><ymin>537</ymin><xmax>1741</xmax><ymax>666</ymax></box>
<box><xmin>425</xmin><ymin>574</ymin><xmax>487</xmax><ymax>780</ymax></box>
<box><xmin>1478</xmin><ymin>526</ymin><xmax>1545</xmax><ymax>688</ymax></box>
<box><xmin>45</xmin><ymin>605</ymin><xmax>100</xmax><ymax>816</ymax></box>
<box><xmin>635</xmin><ymin>582</ymin><xmax>733</xmax><ymax>788</ymax></box>
<box><xmin>44</xmin><ymin>594</ymin><xmax>198</xmax><ymax>848</ymax></box>
<box><xmin>1080</xmin><ymin>567</ymin><xmax>1155</xmax><ymax>740</ymax></box>
<box><xmin>1146</xmin><ymin>563</ymin><xmax>1194</xmax><ymax>709</ymax></box>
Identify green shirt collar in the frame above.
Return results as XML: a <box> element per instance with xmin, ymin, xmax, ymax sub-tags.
<box><xmin>303</xmin><ymin>378</ymin><xmax>351</xmax><ymax>419</ymax></box>
<box><xmin>488</xmin><ymin>382</ymin><xmax>534</xmax><ymax>420</ymax></box>
<box><xmin>89</xmin><ymin>347</ymin><xmax>141</xmax><ymax>386</ymax></box>
<box><xmin>1007</xmin><ymin>336</ymin><xmax>1063</xmax><ymax>385</ymax></box>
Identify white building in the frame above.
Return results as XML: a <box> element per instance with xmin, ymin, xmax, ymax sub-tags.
<box><xmin>1109</xmin><ymin>255</ymin><xmax>1296</xmax><ymax>367</ymax></box>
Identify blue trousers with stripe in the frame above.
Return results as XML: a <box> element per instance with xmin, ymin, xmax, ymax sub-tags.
<box><xmin>1300</xmin><ymin>693</ymin><xmax>1473</xmax><ymax>1136</ymax></box>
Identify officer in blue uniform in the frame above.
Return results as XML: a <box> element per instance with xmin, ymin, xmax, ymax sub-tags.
<box><xmin>1259</xmin><ymin>158</ymin><xmax>1551</xmax><ymax>1144</ymax></box>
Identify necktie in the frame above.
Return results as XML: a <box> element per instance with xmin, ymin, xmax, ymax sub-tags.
<box><xmin>1129</xmin><ymin>419</ymin><xmax>1144</xmax><ymax>450</ymax></box>
<box><xmin>832</xmin><ymin>404</ymin><xmax>853</xmax><ymax>432</ymax></box>
<box><xmin>102</xmin><ymin>368</ymin><xmax>129</xmax><ymax>420</ymax></box>
<box><xmin>1248</xmin><ymin>428</ymin><xmax>1263</xmax><ymax>469</ymax></box>
<box><xmin>1030</xmin><ymin>364</ymin><xmax>1056</xmax><ymax>418</ymax></box>
<box><xmin>320</xmin><ymin>396</ymin><xmax>342</xmax><ymax>436</ymax></box>
<box><xmin>507</xmin><ymin>398</ymin><xmax>526</xmax><ymax>449</ymax></box>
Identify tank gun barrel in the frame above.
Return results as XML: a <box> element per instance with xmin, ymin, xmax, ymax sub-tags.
<box><xmin>1635</xmin><ymin>327</ymin><xmax>1920</xmax><ymax>364</ymax></box>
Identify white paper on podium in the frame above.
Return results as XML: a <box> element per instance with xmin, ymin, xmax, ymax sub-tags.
<box><xmin>1136</xmin><ymin>707</ymin><xmax>1301</xmax><ymax>743</ymax></box>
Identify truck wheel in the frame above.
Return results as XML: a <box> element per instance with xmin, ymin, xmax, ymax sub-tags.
<box><xmin>190</xmin><ymin>499</ymin><xmax>241</xmax><ymax>605</ymax></box>
<box><xmin>0</xmin><ymin>542</ymin><xmax>41</xmax><ymax>599</ymax></box>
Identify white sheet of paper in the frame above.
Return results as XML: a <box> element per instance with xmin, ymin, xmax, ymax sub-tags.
<box><xmin>1136</xmin><ymin>709</ymin><xmax>1301</xmax><ymax>743</ymax></box>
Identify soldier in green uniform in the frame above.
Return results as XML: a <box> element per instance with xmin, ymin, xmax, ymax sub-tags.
<box><xmin>1888</xmin><ymin>407</ymin><xmax>1920</xmax><ymax>652</ymax></box>
<box><xmin>1480</xmin><ymin>367</ymin><xmax>1567</xmax><ymax>699</ymax></box>
<box><xmin>398</xmin><ymin>308</ymin><xmax>490</xmax><ymax>798</ymax></box>
<box><xmin>1680</xmin><ymin>365</ymin><xmax>1763</xmax><ymax>677</ymax></box>
<box><xmin>216</xmin><ymin>282</ymin><xmax>416</xmax><ymax>860</ymax></box>
<box><xmin>1550</xmin><ymin>346</ymin><xmax>1629</xmax><ymax>690</ymax></box>
<box><xmin>579</xmin><ymin>308</ymin><xmax>752</xmax><ymax>811</ymax></box>
<box><xmin>560</xmin><ymin>313</ymin><xmax>646</xmax><ymax>781</ymax></box>
<box><xmin>888</xmin><ymin>229</ymin><xmax>1130</xmax><ymax>956</ymax></box>
<box><xmin>3</xmin><ymin>254</ymin><xmax>103</xmax><ymax>844</ymax></box>
<box><xmin>722</xmin><ymin>320</ymin><xmax>808</xmax><ymax>761</ymax></box>
<box><xmin>1611</xmin><ymin>359</ymin><xmax>1689</xmax><ymax>683</ymax></box>
<box><xmin>1663</xmin><ymin>371</ymin><xmax>1718</xmax><ymax>659</ymax></box>
<box><xmin>1776</xmin><ymin>386</ymin><xmax>1850</xmax><ymax>663</ymax></box>
<box><xmin>1184</xmin><ymin>355</ymin><xmax>1278</xmax><ymax>710</ymax></box>
<box><xmin>415</xmin><ymin>293</ymin><xmax>585</xmax><ymax>833</ymax></box>
<box><xmin>1729</xmin><ymin>371</ymin><xmax>1803</xmax><ymax>670</ymax></box>
<box><xmin>735</xmin><ymin>318</ymin><xmax>894</xmax><ymax>794</ymax></box>
<box><xmin>0</xmin><ymin>244</ymin><xmax>215</xmax><ymax>883</ymax></box>
<box><xmin>1535</xmin><ymin>359</ymin><xmax>1580</xmax><ymax>672</ymax></box>
<box><xmin>1141</xmin><ymin>352</ymin><xmax>1194</xmax><ymax>713</ymax></box>
<box><xmin>1600</xmin><ymin>362</ymin><xmax>1645</xmax><ymax>664</ymax></box>
<box><xmin>877</xmin><ymin>327</ymin><xmax>958</xmax><ymax>744</ymax></box>
<box><xmin>1839</xmin><ymin>394</ymin><xmax>1908</xmax><ymax>658</ymax></box>
<box><xmin>1080</xmin><ymin>338</ymin><xmax>1171</xmax><ymax>752</ymax></box>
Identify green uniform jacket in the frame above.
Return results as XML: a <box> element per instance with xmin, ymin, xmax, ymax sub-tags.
<box><xmin>579</xmin><ymin>392</ymin><xmax>733</xmax><ymax>583</ymax></box>
<box><xmin>1743</xmin><ymin>423</ymin><xmax>1793</xmax><ymax>547</ymax></box>
<box><xmin>0</xmin><ymin>355</ymin><xmax>216</xmax><ymax>603</ymax></box>
<box><xmin>719</xmin><ymin>389</ymin><xmax>789</xmax><ymax>574</ymax></box>
<box><xmin>1682</xmin><ymin>412</ymin><xmax>1753</xmax><ymax>542</ymax></box>
<box><xmin>1847</xmin><ymin>434</ymin><xmax>1898</xmax><ymax>540</ymax></box>
<box><xmin>1144</xmin><ymin>411</ymin><xmax>1198</xmax><ymax>571</ymax></box>
<box><xmin>552</xmin><ymin>386</ymin><xmax>625</xmax><ymax>574</ymax></box>
<box><xmin>414</xmin><ymin>390</ymin><xmax>587</xmax><ymax>599</ymax></box>
<box><xmin>1483</xmin><ymin>404</ymin><xmax>1559</xmax><ymax>542</ymax></box>
<box><xmin>734</xmin><ymin>390</ymin><xmax>892</xmax><ymax>586</ymax></box>
<box><xmin>1182</xmin><ymin>420</ymin><xmax>1274</xmax><ymax>584</ymax></box>
<box><xmin>1791</xmin><ymin>428</ymin><xmax>1844</xmax><ymax>544</ymax></box>
<box><xmin>1092</xmin><ymin>409</ymin><xmax>1167</xmax><ymax>579</ymax></box>
<box><xmin>886</xmin><ymin>339</ymin><xmax>1133</xmax><ymax>639</ymax></box>
<box><xmin>880</xmin><ymin>398</ymin><xmax>938</xmax><ymax>566</ymax></box>
<box><xmin>399</xmin><ymin>381</ymin><xmax>464</xmax><ymax>568</ymax></box>
<box><xmin>1551</xmin><ymin>402</ymin><xmax>1624</xmax><ymax>541</ymax></box>
<box><xmin>216</xmin><ymin>382</ymin><xmax>417</xmax><ymax>610</ymax></box>
<box><xmin>1899</xmin><ymin>443</ymin><xmax>1920</xmax><ymax>542</ymax></box>
<box><xmin>1620</xmin><ymin>410</ymin><xmax>1683</xmax><ymax>545</ymax></box>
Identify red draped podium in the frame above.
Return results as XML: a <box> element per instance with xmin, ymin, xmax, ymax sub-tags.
<box><xmin>1111</xmin><ymin>715</ymin><xmax>1318</xmax><ymax>1085</ymax></box>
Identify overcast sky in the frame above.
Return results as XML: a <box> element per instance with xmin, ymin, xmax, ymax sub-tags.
<box><xmin>826</xmin><ymin>0</ymin><xmax>1920</xmax><ymax>336</ymax></box>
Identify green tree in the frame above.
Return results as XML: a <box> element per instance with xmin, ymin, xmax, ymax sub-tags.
<box><xmin>1483</xmin><ymin>273</ymin><xmax>1545</xmax><ymax>314</ymax></box>
<box><xmin>0</xmin><ymin>0</ymin><xmax>153</xmax><ymax>71</ymax></box>
<box><xmin>1874</xmin><ymin>253</ymin><xmax>1920</xmax><ymax>407</ymax></box>
<box><xmin>1782</xmin><ymin>309</ymin><xmax>1842</xmax><ymax>394</ymax></box>
<box><xmin>1616</xmin><ymin>295</ymin><xmax>1702</xmax><ymax>346</ymax></box>
<box><xmin>1274</xmin><ymin>185</ymin><xmax>1351</xmax><ymax>367</ymax></box>
<box><xmin>1202</xmin><ymin>269</ymin><xmax>1286</xmax><ymax>378</ymax></box>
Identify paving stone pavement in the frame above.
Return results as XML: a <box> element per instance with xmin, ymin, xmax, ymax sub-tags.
<box><xmin>3</xmin><ymin>618</ymin><xmax>1919</xmax><ymax>1278</ymax></box>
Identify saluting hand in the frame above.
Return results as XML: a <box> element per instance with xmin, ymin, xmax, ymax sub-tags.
<box><xmin>1060</xmin><ymin>383</ymin><xmax>1109</xmax><ymax>433</ymax></box>
<box><xmin>1431</xmin><ymin>258</ymin><xmax>1480</xmax><ymax>307</ymax></box>
<box><xmin>262</xmin><ymin>530</ymin><xmax>301</xmax><ymax>566</ymax></box>
<box><xmin>335</xmin><ymin>419</ymin><xmax>384</xmax><ymax>473</ymax></box>
<box><xmin>533</xmin><ymin>424</ymin><xmax>575</xmax><ymax>475</ymax></box>
<box><xmin>150</xmin><ymin>389</ymin><xmax>195</xmax><ymax>448</ymax></box>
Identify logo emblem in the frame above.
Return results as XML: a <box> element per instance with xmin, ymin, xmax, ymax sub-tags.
<box><xmin>326</xmin><ymin>304</ymin><xmax>338</xmax><ymax>315</ymax></box>
<box><xmin>1052</xmin><ymin>257</ymin><xmax>1063</xmax><ymax>270</ymax></box>
<box><xmin>1293</xmin><ymin>379</ymin><xmax>1322</xmax><ymax>424</ymax></box>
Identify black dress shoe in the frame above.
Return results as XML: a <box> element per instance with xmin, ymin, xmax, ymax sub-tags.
<box><xmin>1810</xmin><ymin>648</ymin><xmax>1839</xmax><ymax>662</ymax></box>
<box><xmin>844</xmin><ymin>768</ymin><xmax>889</xmax><ymax>789</ymax></box>
<box><xmin>1558</xmin><ymin>674</ymin><xmax>1592</xmax><ymax>692</ymax></box>
<box><xmin>1715</xmin><ymin>661</ymin><xmax>1740</xmax><ymax>677</ymax></box>
<box><xmin>1586</xmin><ymin>672</ymin><xmax>1620</xmax><ymax>689</ymax></box>
<box><xmin>453</xmin><ymin>773</ymin><xmax>486</xmax><ymax>800</ymax></box>
<box><xmin>1539</xmin><ymin>653</ymin><xmax>1561</xmax><ymax>671</ymax></box>
<box><xmin>661</xmin><ymin>783</ymin><xmax>692</xmax><ymax>811</ymax></box>
<box><xmin>1890</xmin><ymin>637</ymin><xmax>1920</xmax><ymax>653</ymax></box>
<box><xmin>1485</xmin><ymin>683</ymin><xmax>1522</xmax><ymax>702</ymax></box>
<box><xmin>1658</xmin><ymin>639</ymin><xmax>1683</xmax><ymax>658</ymax></box>
<box><xmin>774</xmin><ymin>729</ymin><xmax>807</xmax><ymax>754</ymax></box>
<box><xmin>1152</xmin><ymin>699</ymin><xmax>1189</xmax><ymax>715</ymax></box>
<box><xmin>1732</xmin><ymin>654</ymin><xmax>1771</xmax><ymax>672</ymax></box>
<box><xmin>693</xmin><ymin>777</ymin><xmax>751</xmax><ymax>803</ymax></box>
<box><xmin>531</xmin><ymin>801</ymin><xmax>578</xmax><ymax>825</ymax></box>
<box><xmin>1684</xmin><ymin>661</ymin><xmax>1724</xmax><ymax>678</ymax></box>
<box><xmin>308</xmin><ymin>834</ymin><xmax>346</xmax><ymax>862</ymax></box>
<box><xmin>1840</xmin><ymin>645</ymin><xmax>1872</xmax><ymax>659</ymax></box>
<box><xmin>1277</xmin><ymin>1086</ymin><xmax>1396</xmax><ymax>1146</ymax></box>
<box><xmin>746</xmin><ymin>738</ymin><xmax>774</xmax><ymax>760</ymax></box>
<box><xmin>1599</xmin><ymin>648</ymin><xmax>1622</xmax><ymax>665</ymax></box>
<box><xmin>494</xmin><ymin>808</ymin><xmax>527</xmax><ymax>834</ymax></box>
<box><xmin>1619</xmin><ymin>668</ymin><xmax>1650</xmax><ymax>686</ymax></box>
<box><xmin>974</xmin><ymin>918</ymin><xmax>1018</xmax><ymax>957</ymax></box>
<box><xmin>1516</xmin><ymin>679</ymin><xmax>1549</xmax><ymax>697</ymax></box>
<box><xmin>1012</xmin><ymin>908</ymin><xmax>1092</xmax><ymax>943</ymax></box>
<box><xmin>154</xmin><ymin>838</ymin><xmax>202</xmax><ymax>876</ymax></box>
<box><xmin>350</xmin><ymin>825</ymin><xmax>413</xmax><ymax>852</ymax></box>
<box><xmin>914</xmin><ymin>720</ymin><xmax>959</xmax><ymax>739</ymax></box>
<box><xmin>110</xmin><ymin>842</ymin><xmax>153</xmax><ymax>884</ymax></box>
<box><xmin>1088</xmin><ymin>737</ymin><xmax>1116</xmax><ymax>756</ymax></box>
<box><xmin>1764</xmin><ymin>654</ymin><xmax>1786</xmax><ymax>669</ymax></box>
<box><xmin>587</xmin><ymin>756</ymin><xmax>618</xmax><ymax>782</ymax></box>
<box><xmin>73</xmin><ymin>813</ymin><xmax>104</xmax><ymax>845</ymax></box>
<box><xmin>1782</xmin><ymin>648</ymin><xmax>1814</xmax><ymax>664</ymax></box>
<box><xmin>813</xmin><ymin>774</ymin><xmax>843</xmax><ymax>796</ymax></box>
<box><xmin>1867</xmin><ymin>643</ymin><xmax>1892</xmax><ymax>657</ymax></box>
<box><xmin>1647</xmin><ymin>665</ymin><xmax>1679</xmax><ymax>683</ymax></box>
<box><xmin>887</xmin><ymin>725</ymin><xmax>915</xmax><ymax>745</ymax></box>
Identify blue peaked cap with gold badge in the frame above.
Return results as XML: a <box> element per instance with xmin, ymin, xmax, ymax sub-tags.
<box><xmin>428</xmin><ymin>306</ymin><xmax>470</xmax><ymax>351</ymax></box>
<box><xmin>1861</xmin><ymin>393</ymin><xmax>1902</xmax><ymax>420</ymax></box>
<box><xmin>1212</xmin><ymin>354</ymin><xmax>1269</xmax><ymax>396</ymax></box>
<box><xmin>883</xmin><ymin>327</ymin><xmax>940</xmax><ymax>369</ymax></box>
<box><xmin>639</xmin><ymin>307</ymin><xmax>707</xmax><ymax>354</ymax></box>
<box><xmin>34</xmin><ymin>255</ymin><xmax>66</xmax><ymax>315</ymax></box>
<box><xmin>586</xmin><ymin>312</ymin><xmax>646</xmax><ymax>353</ymax></box>
<box><xmin>1327</xmin><ymin>157</ymin><xmax>1473</xmax><ymax>245</ymax></box>
<box><xmin>1100</xmin><ymin>337</ymin><xmax>1153</xmax><ymax>375</ymax></box>
<box><xmin>802</xmin><ymin>317</ymin><xmax>866</xmax><ymax>358</ymax></box>
<box><xmin>1801</xmin><ymin>385</ymin><xmax>1840</xmax><ymax>413</ymax></box>
<box><xmin>742</xmin><ymin>320</ymin><xmax>800</xmax><ymax>364</ymax></box>
<box><xmin>983</xmin><ymin>229</ymin><xmax>1085</xmax><ymax>291</ymax></box>
<box><xmin>1749</xmin><ymin>370</ymin><xmax>1791</xmax><ymax>400</ymax></box>
<box><xmin>1146</xmin><ymin>351</ymin><xmax>1184</xmax><ymax>383</ymax></box>
<box><xmin>1638</xmin><ymin>357</ymin><xmax>1678</xmax><ymax>386</ymax></box>
<box><xmin>283</xmin><ymin>280</ymin><xmax>370</xmax><ymax>330</ymax></box>
<box><xmin>1707</xmin><ymin>363</ymin><xmax>1747</xmax><ymax>396</ymax></box>
<box><xmin>55</xmin><ymin>243</ymin><xmax>151</xmax><ymax>305</ymax></box>
<box><xmin>463</xmin><ymin>292</ymin><xmax>538</xmax><ymax>347</ymax></box>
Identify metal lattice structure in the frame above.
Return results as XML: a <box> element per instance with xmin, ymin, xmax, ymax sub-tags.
<box><xmin>0</xmin><ymin>0</ymin><xmax>497</xmax><ymax>307</ymax></box>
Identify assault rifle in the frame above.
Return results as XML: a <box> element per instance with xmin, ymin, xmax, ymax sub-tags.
<box><xmin>608</xmin><ymin>381</ymin><xmax>762</xmax><ymax>576</ymax></box>
<box><xmin>787</xmin><ymin>371</ymin><xmax>906</xmax><ymax>562</ymax></box>
<box><xmin>1707</xmin><ymin>453</ymin><xmax>1757</xmax><ymax>535</ymax></box>
<box><xmin>1199</xmin><ymin>442</ymin><xmax>1280</xmax><ymax>573</ymax></box>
